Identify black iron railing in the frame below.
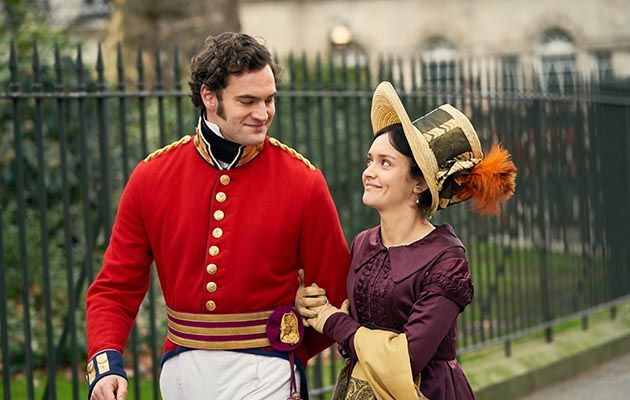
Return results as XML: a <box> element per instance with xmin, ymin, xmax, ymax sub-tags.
<box><xmin>1</xmin><ymin>42</ymin><xmax>630</xmax><ymax>399</ymax></box>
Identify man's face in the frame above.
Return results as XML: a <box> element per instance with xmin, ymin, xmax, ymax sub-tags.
<box><xmin>202</xmin><ymin>65</ymin><xmax>277</xmax><ymax>146</ymax></box>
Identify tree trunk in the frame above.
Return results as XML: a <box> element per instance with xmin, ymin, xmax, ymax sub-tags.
<box><xmin>105</xmin><ymin>0</ymin><xmax>241</xmax><ymax>86</ymax></box>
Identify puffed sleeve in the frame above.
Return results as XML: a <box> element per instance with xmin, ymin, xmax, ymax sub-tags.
<box><xmin>422</xmin><ymin>248</ymin><xmax>473</xmax><ymax>311</ymax></box>
<box><xmin>404</xmin><ymin>249</ymin><xmax>474</xmax><ymax>375</ymax></box>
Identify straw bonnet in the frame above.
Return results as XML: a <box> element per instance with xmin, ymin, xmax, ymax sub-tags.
<box><xmin>371</xmin><ymin>81</ymin><xmax>515</xmax><ymax>215</ymax></box>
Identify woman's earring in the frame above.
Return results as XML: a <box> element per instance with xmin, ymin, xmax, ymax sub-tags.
<box><xmin>416</xmin><ymin>196</ymin><xmax>421</xmax><ymax>206</ymax></box>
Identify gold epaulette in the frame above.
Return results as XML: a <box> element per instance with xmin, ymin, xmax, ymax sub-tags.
<box><xmin>268</xmin><ymin>137</ymin><xmax>316</xmax><ymax>170</ymax></box>
<box><xmin>144</xmin><ymin>135</ymin><xmax>192</xmax><ymax>163</ymax></box>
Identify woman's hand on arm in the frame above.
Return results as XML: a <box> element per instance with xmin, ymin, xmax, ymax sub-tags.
<box><xmin>294</xmin><ymin>268</ymin><xmax>350</xmax><ymax>334</ymax></box>
<box><xmin>305</xmin><ymin>299</ymin><xmax>350</xmax><ymax>333</ymax></box>
<box><xmin>295</xmin><ymin>270</ymin><xmax>357</xmax><ymax>347</ymax></box>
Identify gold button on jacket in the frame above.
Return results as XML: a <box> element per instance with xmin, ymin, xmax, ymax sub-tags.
<box><xmin>220</xmin><ymin>175</ymin><xmax>231</xmax><ymax>185</ymax></box>
<box><xmin>85</xmin><ymin>134</ymin><xmax>352</xmax><ymax>365</ymax></box>
<box><xmin>216</xmin><ymin>192</ymin><xmax>227</xmax><ymax>203</ymax></box>
<box><xmin>213</xmin><ymin>210</ymin><xmax>224</xmax><ymax>221</ymax></box>
<box><xmin>206</xmin><ymin>263</ymin><xmax>217</xmax><ymax>274</ymax></box>
<box><xmin>206</xmin><ymin>282</ymin><xmax>217</xmax><ymax>293</ymax></box>
<box><xmin>212</xmin><ymin>228</ymin><xmax>223</xmax><ymax>238</ymax></box>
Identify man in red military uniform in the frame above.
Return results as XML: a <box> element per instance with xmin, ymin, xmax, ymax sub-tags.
<box><xmin>86</xmin><ymin>32</ymin><xmax>349</xmax><ymax>400</ymax></box>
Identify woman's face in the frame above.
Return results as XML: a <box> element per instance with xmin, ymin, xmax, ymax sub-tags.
<box><xmin>362</xmin><ymin>133</ymin><xmax>422</xmax><ymax>212</ymax></box>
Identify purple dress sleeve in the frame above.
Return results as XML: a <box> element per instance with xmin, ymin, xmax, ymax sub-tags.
<box><xmin>323</xmin><ymin>293</ymin><xmax>461</xmax><ymax>375</ymax></box>
<box><xmin>422</xmin><ymin>256</ymin><xmax>473</xmax><ymax>311</ymax></box>
<box><xmin>404</xmin><ymin>292</ymin><xmax>460</xmax><ymax>375</ymax></box>
<box><xmin>323</xmin><ymin>312</ymin><xmax>360</xmax><ymax>359</ymax></box>
<box><xmin>406</xmin><ymin>255</ymin><xmax>473</xmax><ymax>375</ymax></box>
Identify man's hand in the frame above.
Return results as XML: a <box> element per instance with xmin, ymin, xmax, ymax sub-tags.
<box><xmin>91</xmin><ymin>375</ymin><xmax>127</xmax><ymax>400</ymax></box>
<box><xmin>295</xmin><ymin>268</ymin><xmax>328</xmax><ymax>324</ymax></box>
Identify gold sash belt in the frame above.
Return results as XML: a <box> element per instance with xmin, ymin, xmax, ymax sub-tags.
<box><xmin>166</xmin><ymin>307</ymin><xmax>273</xmax><ymax>350</ymax></box>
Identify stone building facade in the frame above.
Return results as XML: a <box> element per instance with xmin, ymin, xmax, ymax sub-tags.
<box><xmin>42</xmin><ymin>0</ymin><xmax>630</xmax><ymax>81</ymax></box>
<box><xmin>240</xmin><ymin>0</ymin><xmax>630</xmax><ymax>80</ymax></box>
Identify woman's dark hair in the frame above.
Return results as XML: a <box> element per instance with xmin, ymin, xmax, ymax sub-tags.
<box><xmin>374</xmin><ymin>123</ymin><xmax>432</xmax><ymax>214</ymax></box>
<box><xmin>188</xmin><ymin>32</ymin><xmax>281</xmax><ymax>108</ymax></box>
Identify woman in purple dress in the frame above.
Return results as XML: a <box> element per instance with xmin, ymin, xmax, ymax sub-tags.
<box><xmin>297</xmin><ymin>82</ymin><xmax>516</xmax><ymax>400</ymax></box>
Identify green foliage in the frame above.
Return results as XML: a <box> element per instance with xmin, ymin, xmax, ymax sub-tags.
<box><xmin>0</xmin><ymin>17</ymin><xmax>195</xmax><ymax>375</ymax></box>
<box><xmin>1</xmin><ymin>3</ymin><xmax>105</xmax><ymax>373</ymax></box>
<box><xmin>0</xmin><ymin>0</ymin><xmax>79</xmax><ymax>90</ymax></box>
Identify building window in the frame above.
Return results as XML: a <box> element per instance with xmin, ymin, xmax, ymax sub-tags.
<box><xmin>594</xmin><ymin>51</ymin><xmax>613</xmax><ymax>81</ymax></box>
<box><xmin>81</xmin><ymin>0</ymin><xmax>110</xmax><ymax>17</ymax></box>
<box><xmin>535</xmin><ymin>28</ymin><xmax>576</xmax><ymax>92</ymax></box>
<box><xmin>421</xmin><ymin>36</ymin><xmax>457</xmax><ymax>87</ymax></box>
<box><xmin>501</xmin><ymin>56</ymin><xmax>519</xmax><ymax>92</ymax></box>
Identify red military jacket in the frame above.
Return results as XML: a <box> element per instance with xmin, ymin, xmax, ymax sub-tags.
<box><xmin>86</xmin><ymin>133</ymin><xmax>349</xmax><ymax>373</ymax></box>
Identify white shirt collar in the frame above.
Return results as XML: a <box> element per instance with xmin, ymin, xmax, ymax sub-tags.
<box><xmin>203</xmin><ymin>117</ymin><xmax>225</xmax><ymax>139</ymax></box>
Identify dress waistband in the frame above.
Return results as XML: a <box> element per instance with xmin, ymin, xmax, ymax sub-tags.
<box><xmin>166</xmin><ymin>307</ymin><xmax>274</xmax><ymax>350</ymax></box>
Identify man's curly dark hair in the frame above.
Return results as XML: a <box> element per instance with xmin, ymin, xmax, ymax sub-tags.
<box><xmin>188</xmin><ymin>32</ymin><xmax>281</xmax><ymax>109</ymax></box>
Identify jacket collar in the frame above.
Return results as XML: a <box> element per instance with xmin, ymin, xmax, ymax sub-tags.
<box><xmin>352</xmin><ymin>224</ymin><xmax>464</xmax><ymax>282</ymax></box>
<box><xmin>198</xmin><ymin>116</ymin><xmax>243</xmax><ymax>169</ymax></box>
<box><xmin>193</xmin><ymin>124</ymin><xmax>264</xmax><ymax>169</ymax></box>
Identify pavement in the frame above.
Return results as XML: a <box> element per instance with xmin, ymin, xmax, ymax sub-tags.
<box><xmin>517</xmin><ymin>351</ymin><xmax>630</xmax><ymax>400</ymax></box>
<box><xmin>464</xmin><ymin>302</ymin><xmax>630</xmax><ymax>400</ymax></box>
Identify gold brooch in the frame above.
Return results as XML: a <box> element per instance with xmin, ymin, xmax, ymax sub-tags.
<box><xmin>280</xmin><ymin>312</ymin><xmax>300</xmax><ymax>345</ymax></box>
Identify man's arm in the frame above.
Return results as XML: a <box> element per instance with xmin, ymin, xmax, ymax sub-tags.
<box><xmin>86</xmin><ymin>162</ymin><xmax>154</xmax><ymax>398</ymax></box>
<box><xmin>297</xmin><ymin>170</ymin><xmax>350</xmax><ymax>359</ymax></box>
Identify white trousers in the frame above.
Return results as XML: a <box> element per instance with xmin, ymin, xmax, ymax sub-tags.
<box><xmin>159</xmin><ymin>350</ymin><xmax>301</xmax><ymax>400</ymax></box>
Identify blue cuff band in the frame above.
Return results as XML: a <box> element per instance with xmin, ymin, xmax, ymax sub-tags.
<box><xmin>86</xmin><ymin>350</ymin><xmax>127</xmax><ymax>399</ymax></box>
